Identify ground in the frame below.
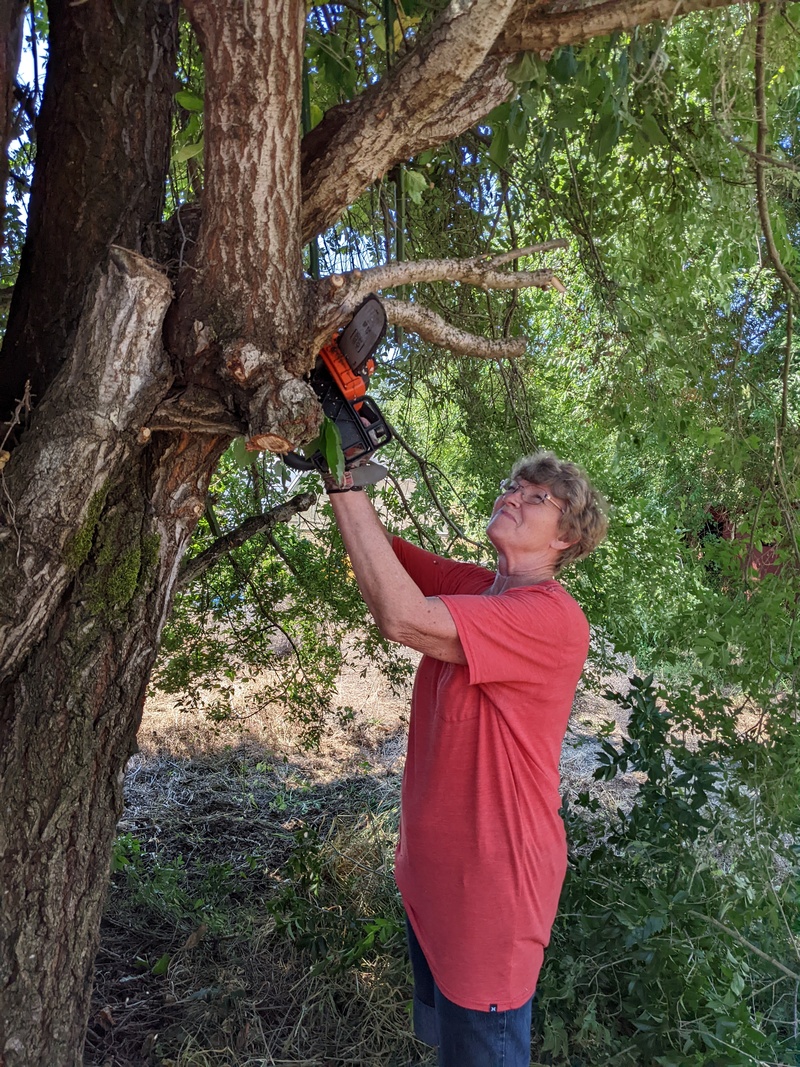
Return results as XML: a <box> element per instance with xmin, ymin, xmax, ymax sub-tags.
<box><xmin>86</xmin><ymin>648</ymin><xmax>634</xmax><ymax>1067</ymax></box>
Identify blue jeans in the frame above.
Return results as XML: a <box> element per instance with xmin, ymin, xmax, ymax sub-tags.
<box><xmin>406</xmin><ymin>919</ymin><xmax>533</xmax><ymax>1067</ymax></box>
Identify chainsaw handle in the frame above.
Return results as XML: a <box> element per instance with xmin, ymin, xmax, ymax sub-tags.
<box><xmin>283</xmin><ymin>450</ymin><xmax>316</xmax><ymax>471</ymax></box>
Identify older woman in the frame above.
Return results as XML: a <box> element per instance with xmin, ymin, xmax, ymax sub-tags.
<box><xmin>327</xmin><ymin>451</ymin><xmax>608</xmax><ymax>1067</ymax></box>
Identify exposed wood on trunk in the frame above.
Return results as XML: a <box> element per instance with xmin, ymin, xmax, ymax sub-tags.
<box><xmin>0</xmin><ymin>248</ymin><xmax>174</xmax><ymax>680</ymax></box>
<box><xmin>0</xmin><ymin>0</ymin><xmax>178</xmax><ymax>423</ymax></box>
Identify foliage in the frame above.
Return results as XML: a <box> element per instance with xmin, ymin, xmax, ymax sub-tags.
<box><xmin>267</xmin><ymin>816</ymin><xmax>405</xmax><ymax>975</ymax></box>
<box><xmin>538</xmin><ymin>676</ymin><xmax>800</xmax><ymax>1065</ymax></box>
<box><xmin>153</xmin><ymin>444</ymin><xmax>413</xmax><ymax>744</ymax></box>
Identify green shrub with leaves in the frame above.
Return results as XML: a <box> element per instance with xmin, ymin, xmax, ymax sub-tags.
<box><xmin>538</xmin><ymin>676</ymin><xmax>800</xmax><ymax>1066</ymax></box>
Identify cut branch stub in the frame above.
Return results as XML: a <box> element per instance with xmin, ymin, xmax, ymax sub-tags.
<box><xmin>223</xmin><ymin>340</ymin><xmax>268</xmax><ymax>386</ymax></box>
<box><xmin>242</xmin><ymin>369</ymin><xmax>321</xmax><ymax>453</ymax></box>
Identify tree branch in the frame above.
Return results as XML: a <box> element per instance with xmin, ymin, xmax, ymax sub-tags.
<box><xmin>492</xmin><ymin>0</ymin><xmax>748</xmax><ymax>56</ymax></box>
<box><xmin>388</xmin><ymin>422</ymin><xmax>486</xmax><ymax>550</ymax></box>
<box><xmin>359</xmin><ymin>259</ymin><xmax>565</xmax><ymax>294</ymax></box>
<box><xmin>309</xmin><ymin>243</ymin><xmax>567</xmax><ymax>349</ymax></box>
<box><xmin>178</xmin><ymin>491</ymin><xmax>316</xmax><ymax>588</ymax></box>
<box><xmin>301</xmin><ymin>0</ymin><xmax>517</xmax><ymax>241</ymax></box>
<box><xmin>385</xmin><ymin>299</ymin><xmax>527</xmax><ymax>357</ymax></box>
<box><xmin>301</xmin><ymin>0</ymin><xmax>750</xmax><ymax>240</ymax></box>
<box><xmin>753</xmin><ymin>2</ymin><xmax>800</xmax><ymax>304</ymax></box>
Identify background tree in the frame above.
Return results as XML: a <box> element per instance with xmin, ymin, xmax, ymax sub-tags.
<box><xmin>0</xmin><ymin>0</ymin><xmax>791</xmax><ymax>1064</ymax></box>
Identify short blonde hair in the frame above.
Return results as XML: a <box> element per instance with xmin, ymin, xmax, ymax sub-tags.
<box><xmin>511</xmin><ymin>451</ymin><xmax>608</xmax><ymax>573</ymax></box>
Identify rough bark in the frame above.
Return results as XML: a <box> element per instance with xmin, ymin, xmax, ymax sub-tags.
<box><xmin>493</xmin><ymin>0</ymin><xmax>746</xmax><ymax>54</ymax></box>
<box><xmin>0</xmin><ymin>431</ymin><xmax>224</xmax><ymax>1067</ymax></box>
<box><xmin>170</xmin><ymin>0</ymin><xmax>320</xmax><ymax>454</ymax></box>
<box><xmin>0</xmin><ymin>0</ymin><xmax>179</xmax><ymax>422</ymax></box>
<box><xmin>0</xmin><ymin>248</ymin><xmax>174</xmax><ymax>680</ymax></box>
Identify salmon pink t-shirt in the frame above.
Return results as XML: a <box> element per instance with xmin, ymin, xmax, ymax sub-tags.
<box><xmin>392</xmin><ymin>537</ymin><xmax>589</xmax><ymax>1012</ymax></box>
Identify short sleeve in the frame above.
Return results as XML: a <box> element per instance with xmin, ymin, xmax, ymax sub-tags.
<box><xmin>392</xmin><ymin>537</ymin><xmax>493</xmax><ymax>598</ymax></box>
<box><xmin>440</xmin><ymin>584</ymin><xmax>589</xmax><ymax>686</ymax></box>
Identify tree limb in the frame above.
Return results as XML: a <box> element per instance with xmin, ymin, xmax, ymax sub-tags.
<box><xmin>492</xmin><ymin>0</ymin><xmax>748</xmax><ymax>55</ymax></box>
<box><xmin>301</xmin><ymin>0</ymin><xmax>518</xmax><ymax>241</ymax></box>
<box><xmin>309</xmin><ymin>243</ymin><xmax>567</xmax><ymax>349</ymax></box>
<box><xmin>178</xmin><ymin>491</ymin><xmax>316</xmax><ymax>588</ymax></box>
<box><xmin>753</xmin><ymin>2</ymin><xmax>800</xmax><ymax>304</ymax></box>
<box><xmin>358</xmin><ymin>259</ymin><xmax>564</xmax><ymax>294</ymax></box>
<box><xmin>301</xmin><ymin>0</ymin><xmax>749</xmax><ymax>240</ymax></box>
<box><xmin>688</xmin><ymin>909</ymin><xmax>800</xmax><ymax>982</ymax></box>
<box><xmin>385</xmin><ymin>299</ymin><xmax>527</xmax><ymax>357</ymax></box>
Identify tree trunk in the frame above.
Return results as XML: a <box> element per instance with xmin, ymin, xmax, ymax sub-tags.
<box><xmin>0</xmin><ymin>435</ymin><xmax>223</xmax><ymax>1066</ymax></box>
<box><xmin>0</xmin><ymin>245</ymin><xmax>227</xmax><ymax>1066</ymax></box>
<box><xmin>0</xmin><ymin>0</ymin><xmax>178</xmax><ymax>421</ymax></box>
<box><xmin>0</xmin><ymin>0</ymin><xmax>25</xmax><ymax>256</ymax></box>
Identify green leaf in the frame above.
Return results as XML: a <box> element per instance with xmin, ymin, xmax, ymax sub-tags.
<box><xmin>320</xmin><ymin>417</ymin><xmax>345</xmax><ymax>482</ymax></box>
<box><xmin>404</xmin><ymin>169</ymin><xmax>429</xmax><ymax>205</ymax></box>
<box><xmin>230</xmin><ymin>437</ymin><xmax>256</xmax><ymax>469</ymax></box>
<box><xmin>176</xmin><ymin>90</ymin><xmax>204</xmax><ymax>112</ymax></box>
<box><xmin>507</xmin><ymin>52</ymin><xmax>547</xmax><ymax>85</ymax></box>
<box><xmin>152</xmin><ymin>952</ymin><xmax>171</xmax><ymax>976</ymax></box>
<box><xmin>593</xmin><ymin>112</ymin><xmax>621</xmax><ymax>157</ymax></box>
<box><xmin>550</xmin><ymin>46</ymin><xmax>579</xmax><ymax>84</ymax></box>
<box><xmin>489</xmin><ymin>124</ymin><xmax>509</xmax><ymax>169</ymax></box>
<box><xmin>174</xmin><ymin>139</ymin><xmax>204</xmax><ymax>163</ymax></box>
<box><xmin>371</xmin><ymin>20</ymin><xmax>386</xmax><ymax>51</ymax></box>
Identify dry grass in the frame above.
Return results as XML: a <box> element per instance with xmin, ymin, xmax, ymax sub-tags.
<box><xmin>87</xmin><ymin>653</ymin><xmax>632</xmax><ymax>1067</ymax></box>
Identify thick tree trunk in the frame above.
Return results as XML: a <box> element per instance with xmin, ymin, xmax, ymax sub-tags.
<box><xmin>0</xmin><ymin>0</ymin><xmax>178</xmax><ymax>422</ymax></box>
<box><xmin>173</xmin><ymin>0</ymin><xmax>320</xmax><ymax>452</ymax></box>
<box><xmin>0</xmin><ymin>433</ymin><xmax>223</xmax><ymax>1066</ymax></box>
<box><xmin>0</xmin><ymin>247</ymin><xmax>228</xmax><ymax>1066</ymax></box>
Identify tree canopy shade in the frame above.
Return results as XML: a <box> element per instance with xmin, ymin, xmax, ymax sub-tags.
<box><xmin>0</xmin><ymin>0</ymin><xmax>795</xmax><ymax>1064</ymax></box>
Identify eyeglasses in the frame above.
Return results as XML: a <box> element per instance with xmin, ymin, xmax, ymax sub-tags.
<box><xmin>498</xmin><ymin>479</ymin><xmax>565</xmax><ymax>513</ymax></box>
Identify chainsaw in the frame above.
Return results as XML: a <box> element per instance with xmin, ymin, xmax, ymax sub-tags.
<box><xmin>284</xmin><ymin>294</ymin><xmax>392</xmax><ymax>482</ymax></box>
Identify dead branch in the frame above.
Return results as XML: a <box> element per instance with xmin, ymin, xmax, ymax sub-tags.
<box><xmin>385</xmin><ymin>299</ymin><xmax>527</xmax><ymax>358</ymax></box>
<box><xmin>347</xmin><ymin>251</ymin><xmax>566</xmax><ymax>295</ymax></box>
<box><xmin>309</xmin><ymin>243</ymin><xmax>566</xmax><ymax>354</ymax></box>
<box><xmin>178</xmin><ymin>492</ymin><xmax>316</xmax><ymax>588</ymax></box>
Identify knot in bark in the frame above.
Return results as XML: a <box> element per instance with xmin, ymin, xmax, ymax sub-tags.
<box><xmin>245</xmin><ymin>371</ymin><xmax>321</xmax><ymax>454</ymax></box>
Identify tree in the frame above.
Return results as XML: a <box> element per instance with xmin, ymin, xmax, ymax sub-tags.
<box><xmin>0</xmin><ymin>0</ymin><xmax>757</xmax><ymax>1063</ymax></box>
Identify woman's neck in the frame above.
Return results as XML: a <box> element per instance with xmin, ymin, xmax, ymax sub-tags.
<box><xmin>486</xmin><ymin>568</ymin><xmax>556</xmax><ymax>595</ymax></box>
